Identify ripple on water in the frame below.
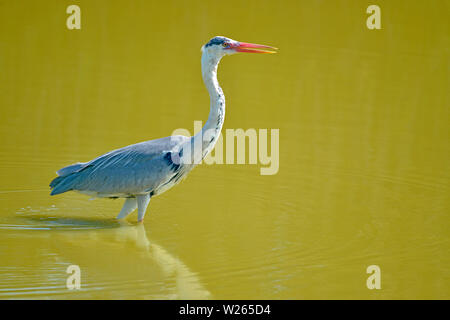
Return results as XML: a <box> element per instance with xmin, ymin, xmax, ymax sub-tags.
<box><xmin>0</xmin><ymin>206</ymin><xmax>124</xmax><ymax>231</ymax></box>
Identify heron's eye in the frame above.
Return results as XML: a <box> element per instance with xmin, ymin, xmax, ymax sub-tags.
<box><xmin>222</xmin><ymin>42</ymin><xmax>228</xmax><ymax>48</ymax></box>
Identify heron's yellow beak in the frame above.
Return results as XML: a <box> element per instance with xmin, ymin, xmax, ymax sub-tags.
<box><xmin>230</xmin><ymin>42</ymin><xmax>278</xmax><ymax>54</ymax></box>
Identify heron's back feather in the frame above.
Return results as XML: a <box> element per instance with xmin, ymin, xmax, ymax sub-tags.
<box><xmin>56</xmin><ymin>162</ymin><xmax>87</xmax><ymax>177</ymax></box>
<box><xmin>49</xmin><ymin>135</ymin><xmax>190</xmax><ymax>197</ymax></box>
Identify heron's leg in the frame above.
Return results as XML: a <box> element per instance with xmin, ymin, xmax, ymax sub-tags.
<box><xmin>116</xmin><ymin>197</ymin><xmax>137</xmax><ymax>220</ymax></box>
<box><xmin>137</xmin><ymin>193</ymin><xmax>151</xmax><ymax>223</ymax></box>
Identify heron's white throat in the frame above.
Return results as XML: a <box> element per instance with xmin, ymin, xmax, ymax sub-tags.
<box><xmin>187</xmin><ymin>51</ymin><xmax>226</xmax><ymax>163</ymax></box>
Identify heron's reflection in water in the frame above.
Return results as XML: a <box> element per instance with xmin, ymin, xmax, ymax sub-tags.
<box><xmin>8</xmin><ymin>215</ymin><xmax>211</xmax><ymax>299</ymax></box>
<box><xmin>113</xmin><ymin>222</ymin><xmax>212</xmax><ymax>299</ymax></box>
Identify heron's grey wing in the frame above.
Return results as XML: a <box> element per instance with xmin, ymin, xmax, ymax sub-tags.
<box><xmin>50</xmin><ymin>135</ymin><xmax>190</xmax><ymax>196</ymax></box>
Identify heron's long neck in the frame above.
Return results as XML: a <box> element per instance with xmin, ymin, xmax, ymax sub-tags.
<box><xmin>190</xmin><ymin>53</ymin><xmax>225</xmax><ymax>162</ymax></box>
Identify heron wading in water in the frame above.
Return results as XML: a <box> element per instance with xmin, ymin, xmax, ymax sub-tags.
<box><xmin>50</xmin><ymin>36</ymin><xmax>277</xmax><ymax>222</ymax></box>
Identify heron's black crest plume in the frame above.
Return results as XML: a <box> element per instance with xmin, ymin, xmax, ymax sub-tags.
<box><xmin>204</xmin><ymin>36</ymin><xmax>228</xmax><ymax>48</ymax></box>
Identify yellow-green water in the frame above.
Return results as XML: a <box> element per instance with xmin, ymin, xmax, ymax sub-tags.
<box><xmin>0</xmin><ymin>0</ymin><xmax>448</xmax><ymax>299</ymax></box>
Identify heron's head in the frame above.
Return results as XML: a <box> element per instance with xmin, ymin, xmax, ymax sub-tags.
<box><xmin>201</xmin><ymin>36</ymin><xmax>277</xmax><ymax>59</ymax></box>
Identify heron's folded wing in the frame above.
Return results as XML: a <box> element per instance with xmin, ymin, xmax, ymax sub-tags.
<box><xmin>57</xmin><ymin>135</ymin><xmax>190</xmax><ymax>195</ymax></box>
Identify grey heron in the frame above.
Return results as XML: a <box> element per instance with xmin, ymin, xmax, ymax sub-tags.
<box><xmin>49</xmin><ymin>36</ymin><xmax>277</xmax><ymax>222</ymax></box>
